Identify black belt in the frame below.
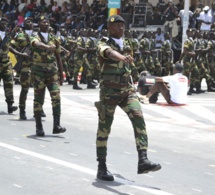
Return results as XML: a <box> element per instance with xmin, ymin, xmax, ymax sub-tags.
<box><xmin>101</xmin><ymin>75</ymin><xmax>130</xmax><ymax>83</ymax></box>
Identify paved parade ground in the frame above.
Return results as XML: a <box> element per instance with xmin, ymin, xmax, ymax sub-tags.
<box><xmin>0</xmin><ymin>82</ymin><xmax>215</xmax><ymax>195</ymax></box>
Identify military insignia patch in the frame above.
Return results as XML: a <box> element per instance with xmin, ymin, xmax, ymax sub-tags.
<box><xmin>110</xmin><ymin>17</ymin><xmax>115</xmax><ymax>22</ymax></box>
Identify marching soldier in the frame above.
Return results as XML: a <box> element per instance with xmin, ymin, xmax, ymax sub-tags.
<box><xmin>0</xmin><ymin>17</ymin><xmax>18</xmax><ymax>114</ymax></box>
<box><xmin>160</xmin><ymin>32</ymin><xmax>173</xmax><ymax>76</ymax></box>
<box><xmin>73</xmin><ymin>28</ymin><xmax>96</xmax><ymax>89</ymax></box>
<box><xmin>179</xmin><ymin>29</ymin><xmax>202</xmax><ymax>95</ymax></box>
<box><xmin>85</xmin><ymin>29</ymin><xmax>100</xmax><ymax>85</ymax></box>
<box><xmin>95</xmin><ymin>15</ymin><xmax>161</xmax><ymax>181</ymax></box>
<box><xmin>130</xmin><ymin>30</ymin><xmax>145</xmax><ymax>73</ymax></box>
<box><xmin>150</xmin><ymin>31</ymin><xmax>162</xmax><ymax>76</ymax></box>
<box><xmin>139</xmin><ymin>31</ymin><xmax>154</xmax><ymax>74</ymax></box>
<box><xmin>10</xmin><ymin>17</ymin><xmax>34</xmax><ymax>119</ymax></box>
<box><xmin>30</xmin><ymin>16</ymin><xmax>66</xmax><ymax>136</ymax></box>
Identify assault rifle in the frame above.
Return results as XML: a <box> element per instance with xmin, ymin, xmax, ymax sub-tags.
<box><xmin>0</xmin><ymin>25</ymin><xmax>17</xmax><ymax>51</ymax></box>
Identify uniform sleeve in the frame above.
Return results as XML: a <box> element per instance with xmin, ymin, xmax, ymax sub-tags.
<box><xmin>183</xmin><ymin>39</ymin><xmax>189</xmax><ymax>49</ymax></box>
<box><xmin>97</xmin><ymin>42</ymin><xmax>111</xmax><ymax>59</ymax></box>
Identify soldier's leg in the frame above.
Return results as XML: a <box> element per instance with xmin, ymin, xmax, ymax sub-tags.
<box><xmin>73</xmin><ymin>56</ymin><xmax>83</xmax><ymax>90</ymax></box>
<box><xmin>31</xmin><ymin>70</ymin><xmax>45</xmax><ymax>136</ymax></box>
<box><xmin>96</xmin><ymin>88</ymin><xmax>118</xmax><ymax>181</ymax></box>
<box><xmin>2</xmin><ymin>63</ymin><xmax>18</xmax><ymax>113</ymax></box>
<box><xmin>84</xmin><ymin>59</ymin><xmax>97</xmax><ymax>89</ymax></box>
<box><xmin>19</xmin><ymin>67</ymin><xmax>31</xmax><ymax>119</ymax></box>
<box><xmin>119</xmin><ymin>92</ymin><xmax>161</xmax><ymax>174</ymax></box>
<box><xmin>46</xmin><ymin>71</ymin><xmax>66</xmax><ymax>134</ymax></box>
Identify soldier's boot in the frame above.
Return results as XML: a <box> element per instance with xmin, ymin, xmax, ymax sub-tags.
<box><xmin>66</xmin><ymin>76</ymin><xmax>74</xmax><ymax>85</ymax></box>
<box><xmin>187</xmin><ymin>84</ymin><xmax>194</xmax><ymax>95</ymax></box>
<box><xmin>35</xmin><ymin>115</ymin><xmax>45</xmax><ymax>136</ymax></box>
<box><xmin>97</xmin><ymin>158</ymin><xmax>114</xmax><ymax>181</ymax></box>
<box><xmin>207</xmin><ymin>80</ymin><xmax>215</xmax><ymax>92</ymax></box>
<box><xmin>73</xmin><ymin>81</ymin><xmax>82</xmax><ymax>90</ymax></box>
<box><xmin>137</xmin><ymin>150</ymin><xmax>161</xmax><ymax>174</ymax></box>
<box><xmin>87</xmin><ymin>78</ymin><xmax>97</xmax><ymax>89</ymax></box>
<box><xmin>196</xmin><ymin>83</ymin><xmax>206</xmax><ymax>94</ymax></box>
<box><xmin>41</xmin><ymin>109</ymin><xmax>46</xmax><ymax>117</ymax></box>
<box><xmin>7</xmin><ymin>103</ymin><xmax>18</xmax><ymax>114</ymax></box>
<box><xmin>53</xmin><ymin>115</ymin><xmax>66</xmax><ymax>134</ymax></box>
<box><xmin>19</xmin><ymin>106</ymin><xmax>27</xmax><ymax>120</ymax></box>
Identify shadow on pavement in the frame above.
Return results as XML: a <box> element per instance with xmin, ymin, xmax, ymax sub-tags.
<box><xmin>92</xmin><ymin>173</ymin><xmax>161</xmax><ymax>194</ymax></box>
<box><xmin>26</xmin><ymin>134</ymin><xmax>66</xmax><ymax>142</ymax></box>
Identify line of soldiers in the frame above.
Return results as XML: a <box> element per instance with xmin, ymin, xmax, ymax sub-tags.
<box><xmin>124</xmin><ymin>30</ymin><xmax>174</xmax><ymax>77</ymax></box>
<box><xmin>179</xmin><ymin>28</ymin><xmax>215</xmax><ymax>95</ymax></box>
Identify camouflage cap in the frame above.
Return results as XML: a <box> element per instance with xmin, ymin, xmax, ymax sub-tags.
<box><xmin>107</xmin><ymin>15</ymin><xmax>125</xmax><ymax>24</ymax></box>
<box><xmin>0</xmin><ymin>17</ymin><xmax>9</xmax><ymax>23</ymax></box>
<box><xmin>39</xmin><ymin>16</ymin><xmax>49</xmax><ymax>22</ymax></box>
<box><xmin>24</xmin><ymin>17</ymin><xmax>33</xmax><ymax>22</ymax></box>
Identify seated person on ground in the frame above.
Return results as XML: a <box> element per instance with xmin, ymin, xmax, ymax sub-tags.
<box><xmin>141</xmin><ymin>63</ymin><xmax>188</xmax><ymax>104</ymax></box>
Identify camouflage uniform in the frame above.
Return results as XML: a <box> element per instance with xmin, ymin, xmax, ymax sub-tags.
<box><xmin>207</xmin><ymin>39</ymin><xmax>215</xmax><ymax>81</ymax></box>
<box><xmin>96</xmin><ymin>37</ymin><xmax>147</xmax><ymax>159</ymax></box>
<box><xmin>130</xmin><ymin>37</ymin><xmax>145</xmax><ymax>73</ymax></box>
<box><xmin>139</xmin><ymin>37</ymin><xmax>154</xmax><ymax>74</ymax></box>
<box><xmin>11</xmin><ymin>30</ymin><xmax>32</xmax><ymax>116</ymax></box>
<box><xmin>182</xmin><ymin>37</ymin><xmax>200</xmax><ymax>87</ymax></box>
<box><xmin>73</xmin><ymin>33</ymin><xmax>90</xmax><ymax>87</ymax></box>
<box><xmin>0</xmin><ymin>21</ymin><xmax>17</xmax><ymax>113</ymax></box>
<box><xmin>85</xmin><ymin>35</ymin><xmax>100</xmax><ymax>81</ymax></box>
<box><xmin>150</xmin><ymin>38</ymin><xmax>161</xmax><ymax>76</ymax></box>
<box><xmin>160</xmin><ymin>39</ymin><xmax>173</xmax><ymax>76</ymax></box>
<box><xmin>30</xmin><ymin>32</ymin><xmax>61</xmax><ymax>118</ymax></box>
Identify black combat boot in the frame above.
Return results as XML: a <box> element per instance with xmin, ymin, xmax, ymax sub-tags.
<box><xmin>207</xmin><ymin>80</ymin><xmax>215</xmax><ymax>92</ymax></box>
<box><xmin>137</xmin><ymin>150</ymin><xmax>161</xmax><ymax>174</ymax></box>
<box><xmin>87</xmin><ymin>78</ymin><xmax>97</xmax><ymax>89</ymax></box>
<box><xmin>41</xmin><ymin>109</ymin><xmax>46</xmax><ymax>117</ymax></box>
<box><xmin>97</xmin><ymin>158</ymin><xmax>114</xmax><ymax>181</ymax></box>
<box><xmin>35</xmin><ymin>115</ymin><xmax>45</xmax><ymax>136</ymax></box>
<box><xmin>196</xmin><ymin>83</ymin><xmax>205</xmax><ymax>94</ymax></box>
<box><xmin>7</xmin><ymin>103</ymin><xmax>18</xmax><ymax>114</ymax></box>
<box><xmin>66</xmin><ymin>76</ymin><xmax>74</xmax><ymax>85</ymax></box>
<box><xmin>19</xmin><ymin>106</ymin><xmax>27</xmax><ymax>120</ymax></box>
<box><xmin>73</xmin><ymin>81</ymin><xmax>82</xmax><ymax>90</ymax></box>
<box><xmin>53</xmin><ymin>115</ymin><xmax>66</xmax><ymax>134</ymax></box>
<box><xmin>187</xmin><ymin>84</ymin><xmax>195</xmax><ymax>95</ymax></box>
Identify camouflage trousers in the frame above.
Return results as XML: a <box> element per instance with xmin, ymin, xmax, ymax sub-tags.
<box><xmin>88</xmin><ymin>56</ymin><xmax>100</xmax><ymax>80</ymax></box>
<box><xmin>95</xmin><ymin>86</ymin><xmax>148</xmax><ymax>159</ymax></box>
<box><xmin>73</xmin><ymin>54</ymin><xmax>92</xmax><ymax>81</ymax></box>
<box><xmin>19</xmin><ymin>65</ymin><xmax>31</xmax><ymax>108</ymax></box>
<box><xmin>0</xmin><ymin>62</ymin><xmax>14</xmax><ymax>104</ymax></box>
<box><xmin>162</xmin><ymin>61</ymin><xmax>172</xmax><ymax>76</ymax></box>
<box><xmin>183</xmin><ymin>61</ymin><xmax>200</xmax><ymax>85</ymax></box>
<box><xmin>31</xmin><ymin>65</ymin><xmax>61</xmax><ymax>117</ymax></box>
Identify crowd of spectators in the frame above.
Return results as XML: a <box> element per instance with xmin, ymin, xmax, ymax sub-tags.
<box><xmin>1</xmin><ymin>0</ymin><xmax>215</xmax><ymax>37</ymax></box>
<box><xmin>0</xmin><ymin>0</ymin><xmax>108</xmax><ymax>33</ymax></box>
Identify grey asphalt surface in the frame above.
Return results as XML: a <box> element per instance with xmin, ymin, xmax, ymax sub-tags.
<box><xmin>0</xmin><ymin>82</ymin><xmax>214</xmax><ymax>195</ymax></box>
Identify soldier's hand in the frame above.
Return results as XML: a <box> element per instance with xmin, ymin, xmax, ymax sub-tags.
<box><xmin>22</xmin><ymin>53</ymin><xmax>31</xmax><ymax>59</ymax></box>
<box><xmin>47</xmin><ymin>45</ymin><xmax>56</xmax><ymax>52</ymax></box>
<box><xmin>122</xmin><ymin>55</ymin><xmax>133</xmax><ymax>64</ymax></box>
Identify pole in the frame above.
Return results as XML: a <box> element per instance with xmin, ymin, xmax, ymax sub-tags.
<box><xmin>181</xmin><ymin>0</ymin><xmax>190</xmax><ymax>52</ymax></box>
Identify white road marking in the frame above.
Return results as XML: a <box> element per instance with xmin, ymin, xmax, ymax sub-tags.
<box><xmin>164</xmin><ymin>162</ymin><xmax>171</xmax><ymax>165</ymax></box>
<box><xmin>13</xmin><ymin>184</ymin><xmax>22</xmax><ymax>188</ymax></box>
<box><xmin>14</xmin><ymin>156</ymin><xmax>21</xmax><ymax>159</ymax></box>
<box><xmin>148</xmin><ymin>149</ymin><xmax>157</xmax><ymax>153</ymax></box>
<box><xmin>82</xmin><ymin>178</ymin><xmax>90</xmax><ymax>182</ymax></box>
<box><xmin>69</xmin><ymin>153</ymin><xmax>77</xmax><ymax>156</ymax></box>
<box><xmin>204</xmin><ymin>172</ymin><xmax>214</xmax><ymax>176</ymax></box>
<box><xmin>0</xmin><ymin>141</ymin><xmax>173</xmax><ymax>195</ymax></box>
<box><xmin>172</xmin><ymin>150</ymin><xmax>181</xmax><ymax>154</ymax></box>
<box><xmin>46</xmin><ymin>167</ymin><xmax>54</xmax><ymax>170</ymax></box>
<box><xmin>40</xmin><ymin>145</ymin><xmax>46</xmax><ymax>148</ymax></box>
<box><xmin>13</xmin><ymin>138</ymin><xmax>19</xmax><ymax>140</ymax></box>
<box><xmin>192</xmin><ymin>188</ymin><xmax>202</xmax><ymax>192</ymax></box>
<box><xmin>144</xmin><ymin>174</ymin><xmax>153</xmax><ymax>178</ymax></box>
<box><xmin>209</xmin><ymin>165</ymin><xmax>215</xmax><ymax>168</ymax></box>
<box><xmin>124</xmin><ymin>151</ymin><xmax>131</xmax><ymax>154</ymax></box>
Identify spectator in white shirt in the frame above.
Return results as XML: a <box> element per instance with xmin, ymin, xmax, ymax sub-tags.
<box><xmin>197</xmin><ymin>6</ymin><xmax>212</xmax><ymax>31</ymax></box>
<box><xmin>155</xmin><ymin>27</ymin><xmax>164</xmax><ymax>48</ymax></box>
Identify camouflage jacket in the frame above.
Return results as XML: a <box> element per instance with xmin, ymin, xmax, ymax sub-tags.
<box><xmin>183</xmin><ymin>38</ymin><xmax>194</xmax><ymax>61</ymax></box>
<box><xmin>30</xmin><ymin>32</ymin><xmax>61</xmax><ymax>64</ymax></box>
<box><xmin>0</xmin><ymin>31</ymin><xmax>10</xmax><ymax>63</ymax></box>
<box><xmin>97</xmin><ymin>37</ymin><xmax>139</xmax><ymax>87</ymax></box>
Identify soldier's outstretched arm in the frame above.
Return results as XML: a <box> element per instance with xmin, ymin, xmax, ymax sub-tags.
<box><xmin>104</xmin><ymin>48</ymin><xmax>133</xmax><ymax>64</ymax></box>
